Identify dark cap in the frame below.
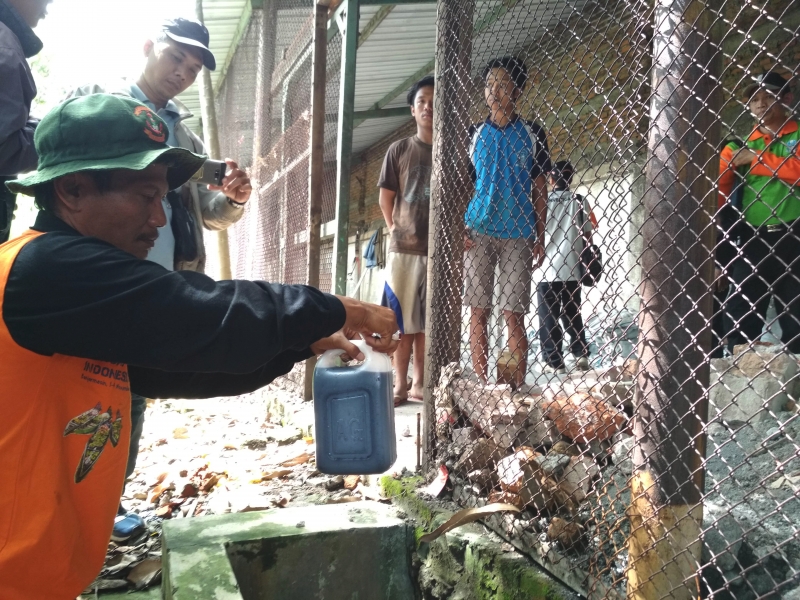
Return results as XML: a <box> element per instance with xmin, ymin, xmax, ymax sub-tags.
<box><xmin>162</xmin><ymin>18</ymin><xmax>216</xmax><ymax>71</ymax></box>
<box><xmin>745</xmin><ymin>71</ymin><xmax>790</xmax><ymax>98</ymax></box>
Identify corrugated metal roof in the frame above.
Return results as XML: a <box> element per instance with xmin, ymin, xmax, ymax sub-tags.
<box><xmin>353</xmin><ymin>3</ymin><xmax>437</xmax><ymax>118</ymax></box>
<box><xmin>182</xmin><ymin>0</ymin><xmax>591</xmax><ymax>151</ymax></box>
<box><xmin>178</xmin><ymin>0</ymin><xmax>249</xmax><ymax>132</ymax></box>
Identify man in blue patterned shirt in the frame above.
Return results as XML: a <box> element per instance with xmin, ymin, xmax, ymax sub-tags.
<box><xmin>464</xmin><ymin>55</ymin><xmax>551</xmax><ymax>386</ymax></box>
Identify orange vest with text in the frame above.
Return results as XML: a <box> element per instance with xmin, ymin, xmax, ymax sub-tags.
<box><xmin>0</xmin><ymin>230</ymin><xmax>131</xmax><ymax>599</ymax></box>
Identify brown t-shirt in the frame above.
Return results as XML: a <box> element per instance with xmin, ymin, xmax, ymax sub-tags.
<box><xmin>378</xmin><ymin>135</ymin><xmax>432</xmax><ymax>255</ymax></box>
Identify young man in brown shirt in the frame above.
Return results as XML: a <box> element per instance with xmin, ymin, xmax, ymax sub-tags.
<box><xmin>378</xmin><ymin>75</ymin><xmax>434</xmax><ymax>404</ymax></box>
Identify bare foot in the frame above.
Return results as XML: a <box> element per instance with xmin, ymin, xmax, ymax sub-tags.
<box><xmin>408</xmin><ymin>385</ymin><xmax>424</xmax><ymax>400</ymax></box>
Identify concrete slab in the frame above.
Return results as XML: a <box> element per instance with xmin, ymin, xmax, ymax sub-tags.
<box><xmin>163</xmin><ymin>501</ymin><xmax>414</xmax><ymax>600</ymax></box>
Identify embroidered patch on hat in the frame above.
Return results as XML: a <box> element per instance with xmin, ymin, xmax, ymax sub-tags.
<box><xmin>134</xmin><ymin>105</ymin><xmax>166</xmax><ymax>143</ymax></box>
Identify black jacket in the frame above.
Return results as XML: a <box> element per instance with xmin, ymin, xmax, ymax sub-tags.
<box><xmin>3</xmin><ymin>212</ymin><xmax>346</xmax><ymax>398</ymax></box>
<box><xmin>0</xmin><ymin>0</ymin><xmax>40</xmax><ymax>177</ymax></box>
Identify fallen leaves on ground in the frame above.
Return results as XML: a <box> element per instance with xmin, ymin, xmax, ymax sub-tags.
<box><xmin>418</xmin><ymin>503</ymin><xmax>521</xmax><ymax>544</ymax></box>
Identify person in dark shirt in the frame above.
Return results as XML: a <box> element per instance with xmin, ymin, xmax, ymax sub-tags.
<box><xmin>0</xmin><ymin>93</ymin><xmax>397</xmax><ymax>599</ymax></box>
<box><xmin>0</xmin><ymin>0</ymin><xmax>53</xmax><ymax>241</ymax></box>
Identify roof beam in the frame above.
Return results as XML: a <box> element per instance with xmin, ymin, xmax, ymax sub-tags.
<box><xmin>353</xmin><ymin>106</ymin><xmax>411</xmax><ymax>120</ymax></box>
<box><xmin>352</xmin><ymin>0</ymin><xmax>524</xmax><ymax>126</ymax></box>
<box><xmin>361</xmin><ymin>0</ymin><xmax>436</xmax><ymax>4</ymax></box>
<box><xmin>358</xmin><ymin>4</ymin><xmax>394</xmax><ymax>48</ymax></box>
<box><xmin>212</xmin><ymin>1</ymin><xmax>254</xmax><ymax>95</ymax></box>
<box><xmin>353</xmin><ymin>58</ymin><xmax>433</xmax><ymax>127</ymax></box>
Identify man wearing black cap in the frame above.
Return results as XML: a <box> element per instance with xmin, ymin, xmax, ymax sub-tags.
<box><xmin>69</xmin><ymin>18</ymin><xmax>254</xmax><ymax>541</ymax></box>
<box><xmin>70</xmin><ymin>17</ymin><xmax>249</xmax><ymax>275</ymax></box>
<box><xmin>718</xmin><ymin>70</ymin><xmax>800</xmax><ymax>353</ymax></box>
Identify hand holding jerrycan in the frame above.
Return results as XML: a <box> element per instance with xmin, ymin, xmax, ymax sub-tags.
<box><xmin>313</xmin><ymin>339</ymin><xmax>397</xmax><ymax>474</ymax></box>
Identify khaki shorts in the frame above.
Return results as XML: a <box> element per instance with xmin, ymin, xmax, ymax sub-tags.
<box><xmin>381</xmin><ymin>251</ymin><xmax>428</xmax><ymax>334</ymax></box>
<box><xmin>463</xmin><ymin>232</ymin><xmax>533</xmax><ymax>313</ymax></box>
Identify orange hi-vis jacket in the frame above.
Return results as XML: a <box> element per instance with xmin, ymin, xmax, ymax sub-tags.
<box><xmin>0</xmin><ymin>230</ymin><xmax>131</xmax><ymax>599</ymax></box>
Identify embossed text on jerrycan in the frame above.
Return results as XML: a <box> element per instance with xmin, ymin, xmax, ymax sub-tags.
<box><xmin>313</xmin><ymin>340</ymin><xmax>396</xmax><ymax>474</ymax></box>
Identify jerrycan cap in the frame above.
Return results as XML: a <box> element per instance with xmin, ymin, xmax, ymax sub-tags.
<box><xmin>316</xmin><ymin>339</ymin><xmax>392</xmax><ymax>373</ymax></box>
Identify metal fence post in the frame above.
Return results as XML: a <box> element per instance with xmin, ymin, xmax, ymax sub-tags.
<box><xmin>628</xmin><ymin>1</ymin><xmax>722</xmax><ymax>597</ymax></box>
<box><xmin>305</xmin><ymin>0</ymin><xmax>330</xmax><ymax>400</ymax></box>
<box><xmin>332</xmin><ymin>0</ymin><xmax>359</xmax><ymax>295</ymax></box>
<box><xmin>196</xmin><ymin>0</ymin><xmax>232</xmax><ymax>281</ymax></box>
<box><xmin>422</xmin><ymin>0</ymin><xmax>474</xmax><ymax>469</ymax></box>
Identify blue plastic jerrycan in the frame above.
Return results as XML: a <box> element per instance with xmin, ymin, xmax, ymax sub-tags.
<box><xmin>313</xmin><ymin>340</ymin><xmax>397</xmax><ymax>474</ymax></box>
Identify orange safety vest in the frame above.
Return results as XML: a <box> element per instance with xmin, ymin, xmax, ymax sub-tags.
<box><xmin>0</xmin><ymin>230</ymin><xmax>130</xmax><ymax>599</ymax></box>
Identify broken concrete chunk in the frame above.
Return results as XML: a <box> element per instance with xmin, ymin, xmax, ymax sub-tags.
<box><xmin>454</xmin><ymin>437</ymin><xmax>502</xmax><ymax>473</ymax></box>
<box><xmin>559</xmin><ymin>457</ymin><xmax>600</xmax><ymax>504</ymax></box>
<box><xmin>535</xmin><ymin>453</ymin><xmax>571</xmax><ymax>478</ymax></box>
<box><xmin>611</xmin><ymin>435</ymin><xmax>634</xmax><ymax>476</ymax></box>
<box><xmin>709</xmin><ymin>348</ymin><xmax>796</xmax><ymax>423</ymax></box>
<box><xmin>497</xmin><ymin>447</ymin><xmax>540</xmax><ymax>493</ymax></box>
<box><xmin>466</xmin><ymin>468</ymin><xmax>496</xmax><ymax>490</ymax></box>
<box><xmin>542</xmin><ymin>392</ymin><xmax>628</xmax><ymax>444</ymax></box>
<box><xmin>451</xmin><ymin>427</ymin><xmax>478</xmax><ymax>447</ymax></box>
<box><xmin>547</xmin><ymin>517</ymin><xmax>587</xmax><ymax>553</ymax></box>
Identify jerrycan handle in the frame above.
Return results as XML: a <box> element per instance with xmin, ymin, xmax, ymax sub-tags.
<box><xmin>316</xmin><ymin>338</ymin><xmax>392</xmax><ymax>373</ymax></box>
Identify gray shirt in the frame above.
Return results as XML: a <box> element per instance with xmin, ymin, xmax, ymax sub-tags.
<box><xmin>128</xmin><ymin>84</ymin><xmax>180</xmax><ymax>270</ymax></box>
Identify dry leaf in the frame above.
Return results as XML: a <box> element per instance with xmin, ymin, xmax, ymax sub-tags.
<box><xmin>423</xmin><ymin>465</ymin><xmax>449</xmax><ymax>497</ymax></box>
<box><xmin>277</xmin><ymin>491</ymin><xmax>292</xmax><ymax>507</ymax></box>
<box><xmin>173</xmin><ymin>427</ymin><xmax>189</xmax><ymax>439</ymax></box>
<box><xmin>127</xmin><ymin>558</ymin><xmax>162</xmax><ymax>590</ymax></box>
<box><xmin>261</xmin><ymin>469</ymin><xmax>293</xmax><ymax>481</ymax></box>
<box><xmin>418</xmin><ymin>503</ymin><xmax>521</xmax><ymax>544</ymax></box>
<box><xmin>101</xmin><ymin>553</ymin><xmax>139</xmax><ymax>576</ymax></box>
<box><xmin>344</xmin><ymin>475</ymin><xmax>361</xmax><ymax>490</ymax></box>
<box><xmin>155</xmin><ymin>506</ymin><xmax>172</xmax><ymax>518</ymax></box>
<box><xmin>279</xmin><ymin>452</ymin><xmax>312</xmax><ymax>467</ymax></box>
<box><xmin>200</xmin><ymin>474</ymin><xmax>219</xmax><ymax>493</ymax></box>
<box><xmin>180</xmin><ymin>483</ymin><xmax>198</xmax><ymax>498</ymax></box>
<box><xmin>148</xmin><ymin>484</ymin><xmax>167</xmax><ymax>504</ymax></box>
<box><xmin>770</xmin><ymin>476</ymin><xmax>786</xmax><ymax>489</ymax></box>
<box><xmin>488</xmin><ymin>490</ymin><xmax>524</xmax><ymax>508</ymax></box>
<box><xmin>325</xmin><ymin>496</ymin><xmax>362</xmax><ymax>504</ymax></box>
<box><xmin>82</xmin><ymin>579</ymin><xmax>129</xmax><ymax>593</ymax></box>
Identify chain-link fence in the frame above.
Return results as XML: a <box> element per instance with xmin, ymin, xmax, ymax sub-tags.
<box><xmin>425</xmin><ymin>0</ymin><xmax>800</xmax><ymax>598</ymax></box>
<box><xmin>210</xmin><ymin>0</ymin><xmax>800</xmax><ymax>596</ymax></box>
<box><xmin>214</xmin><ymin>0</ymin><xmax>345</xmax><ymax>394</ymax></box>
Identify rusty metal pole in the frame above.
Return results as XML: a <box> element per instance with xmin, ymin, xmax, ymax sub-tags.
<box><xmin>628</xmin><ymin>1</ymin><xmax>722</xmax><ymax>598</ymax></box>
<box><xmin>304</xmin><ymin>0</ymin><xmax>330</xmax><ymax>401</ymax></box>
<box><xmin>196</xmin><ymin>0</ymin><xmax>232</xmax><ymax>280</ymax></box>
<box><xmin>421</xmin><ymin>0</ymin><xmax>474</xmax><ymax>470</ymax></box>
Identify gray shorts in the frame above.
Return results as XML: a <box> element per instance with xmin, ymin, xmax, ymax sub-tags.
<box><xmin>464</xmin><ymin>232</ymin><xmax>533</xmax><ymax>313</ymax></box>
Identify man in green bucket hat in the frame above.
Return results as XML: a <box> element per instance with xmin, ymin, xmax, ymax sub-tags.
<box><xmin>0</xmin><ymin>93</ymin><xmax>398</xmax><ymax>599</ymax></box>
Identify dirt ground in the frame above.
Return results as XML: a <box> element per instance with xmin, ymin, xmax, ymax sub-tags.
<box><xmin>81</xmin><ymin>386</ymin><xmax>424</xmax><ymax>597</ymax></box>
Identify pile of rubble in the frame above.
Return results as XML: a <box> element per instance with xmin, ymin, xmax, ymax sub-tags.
<box><xmin>436</xmin><ymin>342</ymin><xmax>800</xmax><ymax>598</ymax></box>
<box><xmin>435</xmin><ymin>361</ymin><xmax>636</xmax><ymax>595</ymax></box>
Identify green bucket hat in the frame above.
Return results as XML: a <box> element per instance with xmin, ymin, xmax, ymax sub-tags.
<box><xmin>6</xmin><ymin>94</ymin><xmax>206</xmax><ymax>196</ymax></box>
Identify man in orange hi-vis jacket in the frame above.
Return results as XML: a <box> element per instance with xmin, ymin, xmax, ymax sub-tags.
<box><xmin>0</xmin><ymin>93</ymin><xmax>398</xmax><ymax>599</ymax></box>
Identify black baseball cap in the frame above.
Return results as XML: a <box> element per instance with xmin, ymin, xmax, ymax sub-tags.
<box><xmin>162</xmin><ymin>18</ymin><xmax>216</xmax><ymax>71</ymax></box>
<box><xmin>745</xmin><ymin>71</ymin><xmax>790</xmax><ymax>98</ymax></box>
